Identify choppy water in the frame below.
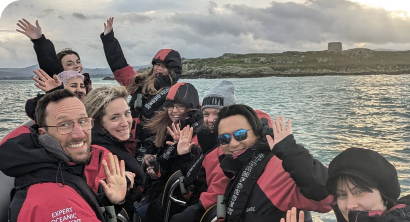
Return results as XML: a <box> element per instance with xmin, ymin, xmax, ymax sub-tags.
<box><xmin>1</xmin><ymin>75</ymin><xmax>409</xmax><ymax>221</ymax></box>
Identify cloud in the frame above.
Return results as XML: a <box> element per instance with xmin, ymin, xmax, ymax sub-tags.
<box><xmin>1</xmin><ymin>0</ymin><xmax>410</xmax><ymax>68</ymax></box>
<box><xmin>72</xmin><ymin>12</ymin><xmax>87</xmax><ymax>20</ymax></box>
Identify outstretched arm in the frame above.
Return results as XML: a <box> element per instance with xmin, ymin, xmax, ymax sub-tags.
<box><xmin>16</xmin><ymin>18</ymin><xmax>64</xmax><ymax>76</ymax></box>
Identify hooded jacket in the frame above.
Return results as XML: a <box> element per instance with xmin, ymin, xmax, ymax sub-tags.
<box><xmin>100</xmin><ymin>30</ymin><xmax>181</xmax><ymax>120</ymax></box>
<box><xmin>0</xmin><ymin>125</ymin><xmax>106</xmax><ymax>222</ymax></box>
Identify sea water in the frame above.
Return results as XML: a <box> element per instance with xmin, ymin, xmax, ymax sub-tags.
<box><xmin>1</xmin><ymin>75</ymin><xmax>409</xmax><ymax>221</ymax></box>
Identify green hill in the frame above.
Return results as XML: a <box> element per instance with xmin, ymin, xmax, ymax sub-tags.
<box><xmin>179</xmin><ymin>48</ymin><xmax>410</xmax><ymax>78</ymax></box>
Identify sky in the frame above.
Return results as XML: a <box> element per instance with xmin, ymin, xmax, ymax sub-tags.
<box><xmin>0</xmin><ymin>0</ymin><xmax>410</xmax><ymax>68</ymax></box>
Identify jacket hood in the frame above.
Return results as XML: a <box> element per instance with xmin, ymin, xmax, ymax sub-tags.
<box><xmin>0</xmin><ymin>125</ymin><xmax>67</xmax><ymax>177</ymax></box>
<box><xmin>164</xmin><ymin>82</ymin><xmax>200</xmax><ymax>109</ymax></box>
<box><xmin>152</xmin><ymin>49</ymin><xmax>182</xmax><ymax>76</ymax></box>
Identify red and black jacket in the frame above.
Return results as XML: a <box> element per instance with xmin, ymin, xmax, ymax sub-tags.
<box><xmin>219</xmin><ymin>135</ymin><xmax>333</xmax><ymax>221</ymax></box>
<box><xmin>0</xmin><ymin>125</ymin><xmax>106</xmax><ymax>222</ymax></box>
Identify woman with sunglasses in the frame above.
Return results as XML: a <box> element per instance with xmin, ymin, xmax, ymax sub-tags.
<box><xmin>212</xmin><ymin>104</ymin><xmax>332</xmax><ymax>221</ymax></box>
<box><xmin>84</xmin><ymin>86</ymin><xmax>146</xmax><ymax>222</ymax></box>
<box><xmin>136</xmin><ymin>82</ymin><xmax>203</xmax><ymax>222</ymax></box>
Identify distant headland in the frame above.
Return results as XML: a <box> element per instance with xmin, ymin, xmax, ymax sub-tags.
<box><xmin>2</xmin><ymin>43</ymin><xmax>410</xmax><ymax>80</ymax></box>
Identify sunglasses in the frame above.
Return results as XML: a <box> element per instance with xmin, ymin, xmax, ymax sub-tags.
<box><xmin>217</xmin><ymin>129</ymin><xmax>252</xmax><ymax>145</ymax></box>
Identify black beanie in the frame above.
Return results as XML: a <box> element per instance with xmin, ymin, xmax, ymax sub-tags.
<box><xmin>152</xmin><ymin>49</ymin><xmax>182</xmax><ymax>75</ymax></box>
<box><xmin>326</xmin><ymin>148</ymin><xmax>400</xmax><ymax>200</ymax></box>
<box><xmin>164</xmin><ymin>82</ymin><xmax>200</xmax><ymax>109</ymax></box>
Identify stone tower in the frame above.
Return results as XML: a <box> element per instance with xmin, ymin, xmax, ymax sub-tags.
<box><xmin>328</xmin><ymin>42</ymin><xmax>342</xmax><ymax>51</ymax></box>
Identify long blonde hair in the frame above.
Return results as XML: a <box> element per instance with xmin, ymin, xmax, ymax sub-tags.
<box><xmin>127</xmin><ymin>68</ymin><xmax>174</xmax><ymax>97</ymax></box>
<box><xmin>83</xmin><ymin>86</ymin><xmax>129</xmax><ymax>124</ymax></box>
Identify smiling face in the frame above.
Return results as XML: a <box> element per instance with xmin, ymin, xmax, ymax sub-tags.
<box><xmin>167</xmin><ymin>103</ymin><xmax>186</xmax><ymax>123</ymax></box>
<box><xmin>61</xmin><ymin>54</ymin><xmax>83</xmax><ymax>73</ymax></box>
<box><xmin>65</xmin><ymin>76</ymin><xmax>86</xmax><ymax>101</ymax></box>
<box><xmin>101</xmin><ymin>98</ymin><xmax>132</xmax><ymax>141</ymax></box>
<box><xmin>218</xmin><ymin>114</ymin><xmax>258</xmax><ymax>155</ymax></box>
<box><xmin>336</xmin><ymin>178</ymin><xmax>386</xmax><ymax>222</ymax></box>
<box><xmin>202</xmin><ymin>108</ymin><xmax>220</xmax><ymax>130</ymax></box>
<box><xmin>38</xmin><ymin>97</ymin><xmax>91</xmax><ymax>164</ymax></box>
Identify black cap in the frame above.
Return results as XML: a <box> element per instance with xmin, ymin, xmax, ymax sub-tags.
<box><xmin>326</xmin><ymin>148</ymin><xmax>400</xmax><ymax>200</ymax></box>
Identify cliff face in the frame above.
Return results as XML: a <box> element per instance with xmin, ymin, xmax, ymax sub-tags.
<box><xmin>172</xmin><ymin>48</ymin><xmax>410</xmax><ymax>78</ymax></box>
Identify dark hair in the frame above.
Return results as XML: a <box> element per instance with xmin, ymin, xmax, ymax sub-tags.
<box><xmin>35</xmin><ymin>89</ymin><xmax>77</xmax><ymax>127</ymax></box>
<box><xmin>56</xmin><ymin>48</ymin><xmax>81</xmax><ymax>61</ymax></box>
<box><xmin>331</xmin><ymin>174</ymin><xmax>396</xmax><ymax>209</ymax></box>
<box><xmin>214</xmin><ymin>104</ymin><xmax>263</xmax><ymax>137</ymax></box>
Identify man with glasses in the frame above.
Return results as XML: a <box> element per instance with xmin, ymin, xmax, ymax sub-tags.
<box><xmin>0</xmin><ymin>89</ymin><xmax>127</xmax><ymax>222</ymax></box>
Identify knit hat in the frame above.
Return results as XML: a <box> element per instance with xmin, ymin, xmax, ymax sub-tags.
<box><xmin>152</xmin><ymin>49</ymin><xmax>182</xmax><ymax>76</ymax></box>
<box><xmin>164</xmin><ymin>82</ymin><xmax>200</xmax><ymax>109</ymax></box>
<box><xmin>201</xmin><ymin>80</ymin><xmax>236</xmax><ymax>111</ymax></box>
<box><xmin>58</xmin><ymin>70</ymin><xmax>84</xmax><ymax>86</ymax></box>
<box><xmin>326</xmin><ymin>148</ymin><xmax>400</xmax><ymax>200</ymax></box>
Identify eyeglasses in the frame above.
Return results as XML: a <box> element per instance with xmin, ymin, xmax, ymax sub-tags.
<box><xmin>165</xmin><ymin>104</ymin><xmax>186</xmax><ymax>111</ymax></box>
<box><xmin>42</xmin><ymin>117</ymin><xmax>94</xmax><ymax>135</ymax></box>
<box><xmin>217</xmin><ymin>129</ymin><xmax>252</xmax><ymax>145</ymax></box>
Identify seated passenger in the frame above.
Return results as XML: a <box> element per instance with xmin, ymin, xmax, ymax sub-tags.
<box><xmin>84</xmin><ymin>86</ymin><xmax>145</xmax><ymax>221</ymax></box>
<box><xmin>137</xmin><ymin>82</ymin><xmax>203</xmax><ymax>222</ymax></box>
<box><xmin>171</xmin><ymin>80</ymin><xmax>237</xmax><ymax>222</ymax></box>
<box><xmin>213</xmin><ymin>104</ymin><xmax>332</xmax><ymax>221</ymax></box>
<box><xmin>0</xmin><ymin>89</ymin><xmax>126</xmax><ymax>221</ymax></box>
<box><xmin>326</xmin><ymin>148</ymin><xmax>409</xmax><ymax>222</ymax></box>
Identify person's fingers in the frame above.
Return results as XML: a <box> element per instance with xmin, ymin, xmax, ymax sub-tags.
<box><xmin>279</xmin><ymin>116</ymin><xmax>286</xmax><ymax>131</ymax></box>
<box><xmin>113</xmin><ymin>155</ymin><xmax>120</xmax><ymax>176</ymax></box>
<box><xmin>17</xmin><ymin>23</ymin><xmax>26</xmax><ymax>31</ymax></box>
<box><xmin>102</xmin><ymin>159</ymin><xmax>111</xmax><ymax>177</ymax></box>
<box><xmin>35</xmin><ymin>20</ymin><xmax>40</xmax><ymax>28</ymax></box>
<box><xmin>120</xmin><ymin>159</ymin><xmax>125</xmax><ymax>177</ymax></box>
<box><xmin>18</xmin><ymin>20</ymin><xmax>27</xmax><ymax>28</ymax></box>
<box><xmin>286</xmin><ymin>209</ymin><xmax>291</xmax><ymax>222</ymax></box>
<box><xmin>53</xmin><ymin>74</ymin><xmax>61</xmax><ymax>84</ymax></box>
<box><xmin>16</xmin><ymin>29</ymin><xmax>24</xmax><ymax>34</ymax></box>
<box><xmin>280</xmin><ymin>218</ymin><xmax>285</xmax><ymax>222</ymax></box>
<box><xmin>287</xmin><ymin>118</ymin><xmax>292</xmax><ymax>133</ymax></box>
<box><xmin>290</xmin><ymin>207</ymin><xmax>297</xmax><ymax>222</ymax></box>
<box><xmin>298</xmin><ymin>210</ymin><xmax>304</xmax><ymax>222</ymax></box>
<box><xmin>33</xmin><ymin>77</ymin><xmax>43</xmax><ymax>85</ymax></box>
<box><xmin>22</xmin><ymin>19</ymin><xmax>32</xmax><ymax>27</ymax></box>
<box><xmin>275</xmin><ymin>117</ymin><xmax>281</xmax><ymax>133</ymax></box>
<box><xmin>108</xmin><ymin>153</ymin><xmax>115</xmax><ymax>175</ymax></box>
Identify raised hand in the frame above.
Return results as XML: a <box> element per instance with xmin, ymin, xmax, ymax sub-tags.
<box><xmin>166</xmin><ymin>123</ymin><xmax>181</xmax><ymax>145</ymax></box>
<box><xmin>33</xmin><ymin>69</ymin><xmax>62</xmax><ymax>92</ymax></box>
<box><xmin>103</xmin><ymin>17</ymin><xmax>114</xmax><ymax>36</ymax></box>
<box><xmin>16</xmin><ymin>19</ymin><xmax>42</xmax><ymax>39</ymax></box>
<box><xmin>100</xmin><ymin>153</ymin><xmax>127</xmax><ymax>204</ymax></box>
<box><xmin>280</xmin><ymin>207</ymin><xmax>304</xmax><ymax>222</ymax></box>
<box><xmin>268</xmin><ymin>116</ymin><xmax>292</xmax><ymax>150</ymax></box>
<box><xmin>177</xmin><ymin>126</ymin><xmax>194</xmax><ymax>155</ymax></box>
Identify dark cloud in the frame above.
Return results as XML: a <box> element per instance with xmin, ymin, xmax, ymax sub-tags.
<box><xmin>208</xmin><ymin>1</ymin><xmax>217</xmax><ymax>14</ymax></box>
<box><xmin>169</xmin><ymin>0</ymin><xmax>410</xmax><ymax>46</ymax></box>
<box><xmin>122</xmin><ymin>13</ymin><xmax>152</xmax><ymax>24</ymax></box>
<box><xmin>72</xmin><ymin>12</ymin><xmax>87</xmax><ymax>20</ymax></box>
